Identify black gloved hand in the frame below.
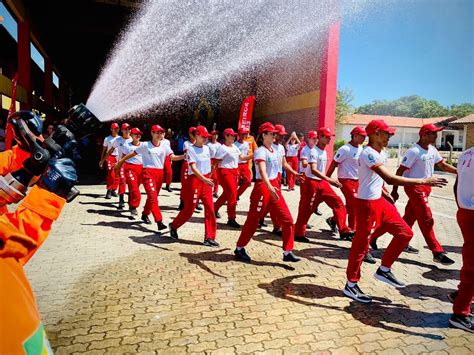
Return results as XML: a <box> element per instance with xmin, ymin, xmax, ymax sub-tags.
<box><xmin>37</xmin><ymin>158</ymin><xmax>78</xmax><ymax>198</ymax></box>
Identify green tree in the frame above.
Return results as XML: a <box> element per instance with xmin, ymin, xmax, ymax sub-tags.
<box><xmin>336</xmin><ymin>89</ymin><xmax>355</xmax><ymax>124</ymax></box>
<box><xmin>448</xmin><ymin>103</ymin><xmax>474</xmax><ymax>118</ymax></box>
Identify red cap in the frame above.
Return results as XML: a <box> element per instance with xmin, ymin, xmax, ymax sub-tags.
<box><xmin>351</xmin><ymin>126</ymin><xmax>367</xmax><ymax>136</ymax></box>
<box><xmin>121</xmin><ymin>123</ymin><xmax>130</xmax><ymax>130</ymax></box>
<box><xmin>238</xmin><ymin>127</ymin><xmax>250</xmax><ymax>134</ymax></box>
<box><xmin>188</xmin><ymin>127</ymin><xmax>196</xmax><ymax>134</ymax></box>
<box><xmin>223</xmin><ymin>128</ymin><xmax>238</xmax><ymax>136</ymax></box>
<box><xmin>274</xmin><ymin>124</ymin><xmax>288</xmax><ymax>136</ymax></box>
<box><xmin>307</xmin><ymin>130</ymin><xmax>318</xmax><ymax>139</ymax></box>
<box><xmin>111</xmin><ymin>122</ymin><xmax>119</xmax><ymax>129</ymax></box>
<box><xmin>130</xmin><ymin>127</ymin><xmax>143</xmax><ymax>135</ymax></box>
<box><xmin>195</xmin><ymin>125</ymin><xmax>210</xmax><ymax>137</ymax></box>
<box><xmin>210</xmin><ymin>130</ymin><xmax>219</xmax><ymax>135</ymax></box>
<box><xmin>151</xmin><ymin>124</ymin><xmax>165</xmax><ymax>132</ymax></box>
<box><xmin>365</xmin><ymin>120</ymin><xmax>396</xmax><ymax>135</ymax></box>
<box><xmin>317</xmin><ymin>127</ymin><xmax>335</xmax><ymax>137</ymax></box>
<box><xmin>419</xmin><ymin>124</ymin><xmax>443</xmax><ymax>136</ymax></box>
<box><xmin>258</xmin><ymin>122</ymin><xmax>278</xmax><ymax>134</ymax></box>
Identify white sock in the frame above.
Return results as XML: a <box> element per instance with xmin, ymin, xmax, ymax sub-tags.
<box><xmin>380</xmin><ymin>265</ymin><xmax>390</xmax><ymax>272</ymax></box>
<box><xmin>347</xmin><ymin>281</ymin><xmax>356</xmax><ymax>288</ymax></box>
<box><xmin>283</xmin><ymin>251</ymin><xmax>291</xmax><ymax>256</ymax></box>
<box><xmin>236</xmin><ymin>247</ymin><xmax>243</xmax><ymax>251</ymax></box>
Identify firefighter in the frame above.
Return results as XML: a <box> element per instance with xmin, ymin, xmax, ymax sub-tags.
<box><xmin>170</xmin><ymin>126</ymin><xmax>219</xmax><ymax>246</ymax></box>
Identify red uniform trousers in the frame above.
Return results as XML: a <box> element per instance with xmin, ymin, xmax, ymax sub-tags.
<box><xmin>346</xmin><ymin>198</ymin><xmax>413</xmax><ymax>283</ymax></box>
<box><xmin>237</xmin><ymin>163</ymin><xmax>252</xmax><ymax>197</ymax></box>
<box><xmin>339</xmin><ymin>178</ymin><xmax>359</xmax><ymax>231</ymax></box>
<box><xmin>142</xmin><ymin>168</ymin><xmax>165</xmax><ymax>222</ymax></box>
<box><xmin>171</xmin><ymin>174</ymin><xmax>216</xmax><ymax>239</ymax></box>
<box><xmin>286</xmin><ymin>156</ymin><xmax>298</xmax><ymax>189</ymax></box>
<box><xmin>237</xmin><ymin>179</ymin><xmax>295</xmax><ymax>251</ymax></box>
<box><xmin>370</xmin><ymin>185</ymin><xmax>444</xmax><ymax>253</ymax></box>
<box><xmin>453</xmin><ymin>208</ymin><xmax>474</xmax><ymax>316</ymax></box>
<box><xmin>180</xmin><ymin>161</ymin><xmax>189</xmax><ymax>200</ymax></box>
<box><xmin>214</xmin><ymin>168</ymin><xmax>239</xmax><ymax>219</ymax></box>
<box><xmin>294</xmin><ymin>178</ymin><xmax>350</xmax><ymax>236</ymax></box>
<box><xmin>124</xmin><ymin>162</ymin><xmax>142</xmax><ymax>209</ymax></box>
<box><xmin>105</xmin><ymin>156</ymin><xmax>119</xmax><ymax>190</ymax></box>
<box><xmin>210</xmin><ymin>159</ymin><xmax>220</xmax><ymax>194</ymax></box>
<box><xmin>118</xmin><ymin>165</ymin><xmax>127</xmax><ymax>195</ymax></box>
<box><xmin>164</xmin><ymin>156</ymin><xmax>173</xmax><ymax>186</ymax></box>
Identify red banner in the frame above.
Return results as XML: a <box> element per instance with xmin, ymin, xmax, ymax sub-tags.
<box><xmin>238</xmin><ymin>95</ymin><xmax>255</xmax><ymax>132</ymax></box>
<box><xmin>5</xmin><ymin>73</ymin><xmax>18</xmax><ymax>150</ymax></box>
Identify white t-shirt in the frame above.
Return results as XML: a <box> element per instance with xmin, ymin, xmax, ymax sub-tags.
<box><xmin>121</xmin><ymin>141</ymin><xmax>143</xmax><ymax>165</ymax></box>
<box><xmin>183</xmin><ymin>140</ymin><xmax>193</xmax><ymax>152</ymax></box>
<box><xmin>113</xmin><ymin>136</ymin><xmax>132</xmax><ymax>160</ymax></box>
<box><xmin>214</xmin><ymin>143</ymin><xmax>240</xmax><ymax>169</ymax></box>
<box><xmin>272</xmin><ymin>143</ymin><xmax>286</xmax><ymax>173</ymax></box>
<box><xmin>305</xmin><ymin>146</ymin><xmax>327</xmax><ymax>180</ymax></box>
<box><xmin>136</xmin><ymin>141</ymin><xmax>173</xmax><ymax>168</ymax></box>
<box><xmin>103</xmin><ymin>135</ymin><xmax>119</xmax><ymax>156</ymax></box>
<box><xmin>187</xmin><ymin>144</ymin><xmax>212</xmax><ymax>175</ymax></box>
<box><xmin>254</xmin><ymin>145</ymin><xmax>280</xmax><ymax>180</ymax></box>
<box><xmin>206</xmin><ymin>141</ymin><xmax>221</xmax><ymax>159</ymax></box>
<box><xmin>401</xmin><ymin>143</ymin><xmax>443</xmax><ymax>179</ymax></box>
<box><xmin>162</xmin><ymin>138</ymin><xmax>171</xmax><ymax>147</ymax></box>
<box><xmin>357</xmin><ymin>146</ymin><xmax>387</xmax><ymax>200</ymax></box>
<box><xmin>286</xmin><ymin>143</ymin><xmax>299</xmax><ymax>157</ymax></box>
<box><xmin>234</xmin><ymin>140</ymin><xmax>250</xmax><ymax>164</ymax></box>
<box><xmin>334</xmin><ymin>143</ymin><xmax>362</xmax><ymax>180</ymax></box>
<box><xmin>457</xmin><ymin>147</ymin><xmax>474</xmax><ymax>210</ymax></box>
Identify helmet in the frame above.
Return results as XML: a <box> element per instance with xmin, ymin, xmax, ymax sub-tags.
<box><xmin>8</xmin><ymin>111</ymin><xmax>44</xmax><ymax>150</ymax></box>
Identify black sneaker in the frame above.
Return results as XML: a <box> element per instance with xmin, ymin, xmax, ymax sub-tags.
<box><xmin>157</xmin><ymin>221</ymin><xmax>167</xmax><ymax>230</ymax></box>
<box><xmin>433</xmin><ymin>252</ymin><xmax>455</xmax><ymax>265</ymax></box>
<box><xmin>370</xmin><ymin>237</ymin><xmax>378</xmax><ymax>251</ymax></box>
<box><xmin>130</xmin><ymin>208</ymin><xmax>138</xmax><ymax>216</ymax></box>
<box><xmin>111</xmin><ymin>190</ymin><xmax>118</xmax><ymax>197</ymax></box>
<box><xmin>215</xmin><ymin>211</ymin><xmax>221</xmax><ymax>219</ymax></box>
<box><xmin>118</xmin><ymin>194</ymin><xmax>125</xmax><ymax>209</ymax></box>
<box><xmin>307</xmin><ymin>224</ymin><xmax>312</xmax><ymax>230</ymax></box>
<box><xmin>314</xmin><ymin>209</ymin><xmax>322</xmax><ymax>216</ymax></box>
<box><xmin>340</xmin><ymin>231</ymin><xmax>355</xmax><ymax>241</ymax></box>
<box><xmin>374</xmin><ymin>267</ymin><xmax>405</xmax><ymax>288</ymax></box>
<box><xmin>178</xmin><ymin>200</ymin><xmax>184</xmax><ymax>210</ymax></box>
<box><xmin>227</xmin><ymin>219</ymin><xmax>241</xmax><ymax>229</ymax></box>
<box><xmin>234</xmin><ymin>248</ymin><xmax>251</xmax><ymax>263</ymax></box>
<box><xmin>203</xmin><ymin>238</ymin><xmax>220</xmax><ymax>247</ymax></box>
<box><xmin>195</xmin><ymin>203</ymin><xmax>203</xmax><ymax>211</ymax></box>
<box><xmin>272</xmin><ymin>228</ymin><xmax>282</xmax><ymax>236</ymax></box>
<box><xmin>141</xmin><ymin>214</ymin><xmax>152</xmax><ymax>225</ymax></box>
<box><xmin>364</xmin><ymin>251</ymin><xmax>377</xmax><ymax>264</ymax></box>
<box><xmin>283</xmin><ymin>251</ymin><xmax>301</xmax><ymax>262</ymax></box>
<box><xmin>403</xmin><ymin>245</ymin><xmax>419</xmax><ymax>254</ymax></box>
<box><xmin>213</xmin><ymin>192</ymin><xmax>219</xmax><ymax>198</ymax></box>
<box><xmin>259</xmin><ymin>219</ymin><xmax>268</xmax><ymax>228</ymax></box>
<box><xmin>343</xmin><ymin>283</ymin><xmax>372</xmax><ymax>303</ymax></box>
<box><xmin>447</xmin><ymin>291</ymin><xmax>458</xmax><ymax>304</ymax></box>
<box><xmin>295</xmin><ymin>236</ymin><xmax>311</xmax><ymax>243</ymax></box>
<box><xmin>326</xmin><ymin>217</ymin><xmax>338</xmax><ymax>233</ymax></box>
<box><xmin>449</xmin><ymin>314</ymin><xmax>474</xmax><ymax>333</ymax></box>
<box><xmin>169</xmin><ymin>224</ymin><xmax>179</xmax><ymax>239</ymax></box>
<box><xmin>105</xmin><ymin>190</ymin><xmax>112</xmax><ymax>199</ymax></box>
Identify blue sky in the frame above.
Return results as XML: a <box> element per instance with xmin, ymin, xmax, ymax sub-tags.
<box><xmin>338</xmin><ymin>0</ymin><xmax>473</xmax><ymax>107</ymax></box>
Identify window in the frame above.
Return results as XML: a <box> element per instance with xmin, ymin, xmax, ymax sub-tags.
<box><xmin>0</xmin><ymin>3</ymin><xmax>17</xmax><ymax>41</ymax></box>
<box><xmin>30</xmin><ymin>43</ymin><xmax>45</xmax><ymax>71</ymax></box>
<box><xmin>53</xmin><ymin>71</ymin><xmax>59</xmax><ymax>88</ymax></box>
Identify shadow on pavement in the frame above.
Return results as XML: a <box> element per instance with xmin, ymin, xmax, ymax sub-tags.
<box><xmin>179</xmin><ymin>248</ymin><xmax>296</xmax><ymax>278</ymax></box>
<box><xmin>396</xmin><ymin>257</ymin><xmax>460</xmax><ymax>282</ymax></box>
<box><xmin>397</xmin><ymin>284</ymin><xmax>456</xmax><ymax>303</ymax></box>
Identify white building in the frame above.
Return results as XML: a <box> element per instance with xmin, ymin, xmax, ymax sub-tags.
<box><xmin>336</xmin><ymin>114</ymin><xmax>463</xmax><ymax>150</ymax></box>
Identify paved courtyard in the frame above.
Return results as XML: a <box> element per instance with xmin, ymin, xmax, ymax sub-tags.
<box><xmin>25</xmin><ymin>170</ymin><xmax>473</xmax><ymax>354</ymax></box>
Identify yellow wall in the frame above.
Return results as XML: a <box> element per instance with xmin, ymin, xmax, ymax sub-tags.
<box><xmin>0</xmin><ymin>74</ymin><xmax>27</xmax><ymax>103</ymax></box>
<box><xmin>255</xmin><ymin>90</ymin><xmax>320</xmax><ymax>118</ymax></box>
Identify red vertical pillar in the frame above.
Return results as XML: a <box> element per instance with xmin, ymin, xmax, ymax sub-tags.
<box><xmin>17</xmin><ymin>17</ymin><xmax>31</xmax><ymax>110</ymax></box>
<box><xmin>318</xmin><ymin>22</ymin><xmax>340</xmax><ymax>159</ymax></box>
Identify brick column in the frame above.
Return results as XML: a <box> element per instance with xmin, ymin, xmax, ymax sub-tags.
<box><xmin>17</xmin><ymin>16</ymin><xmax>31</xmax><ymax>110</ymax></box>
<box><xmin>318</xmin><ymin>22</ymin><xmax>340</xmax><ymax>159</ymax></box>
